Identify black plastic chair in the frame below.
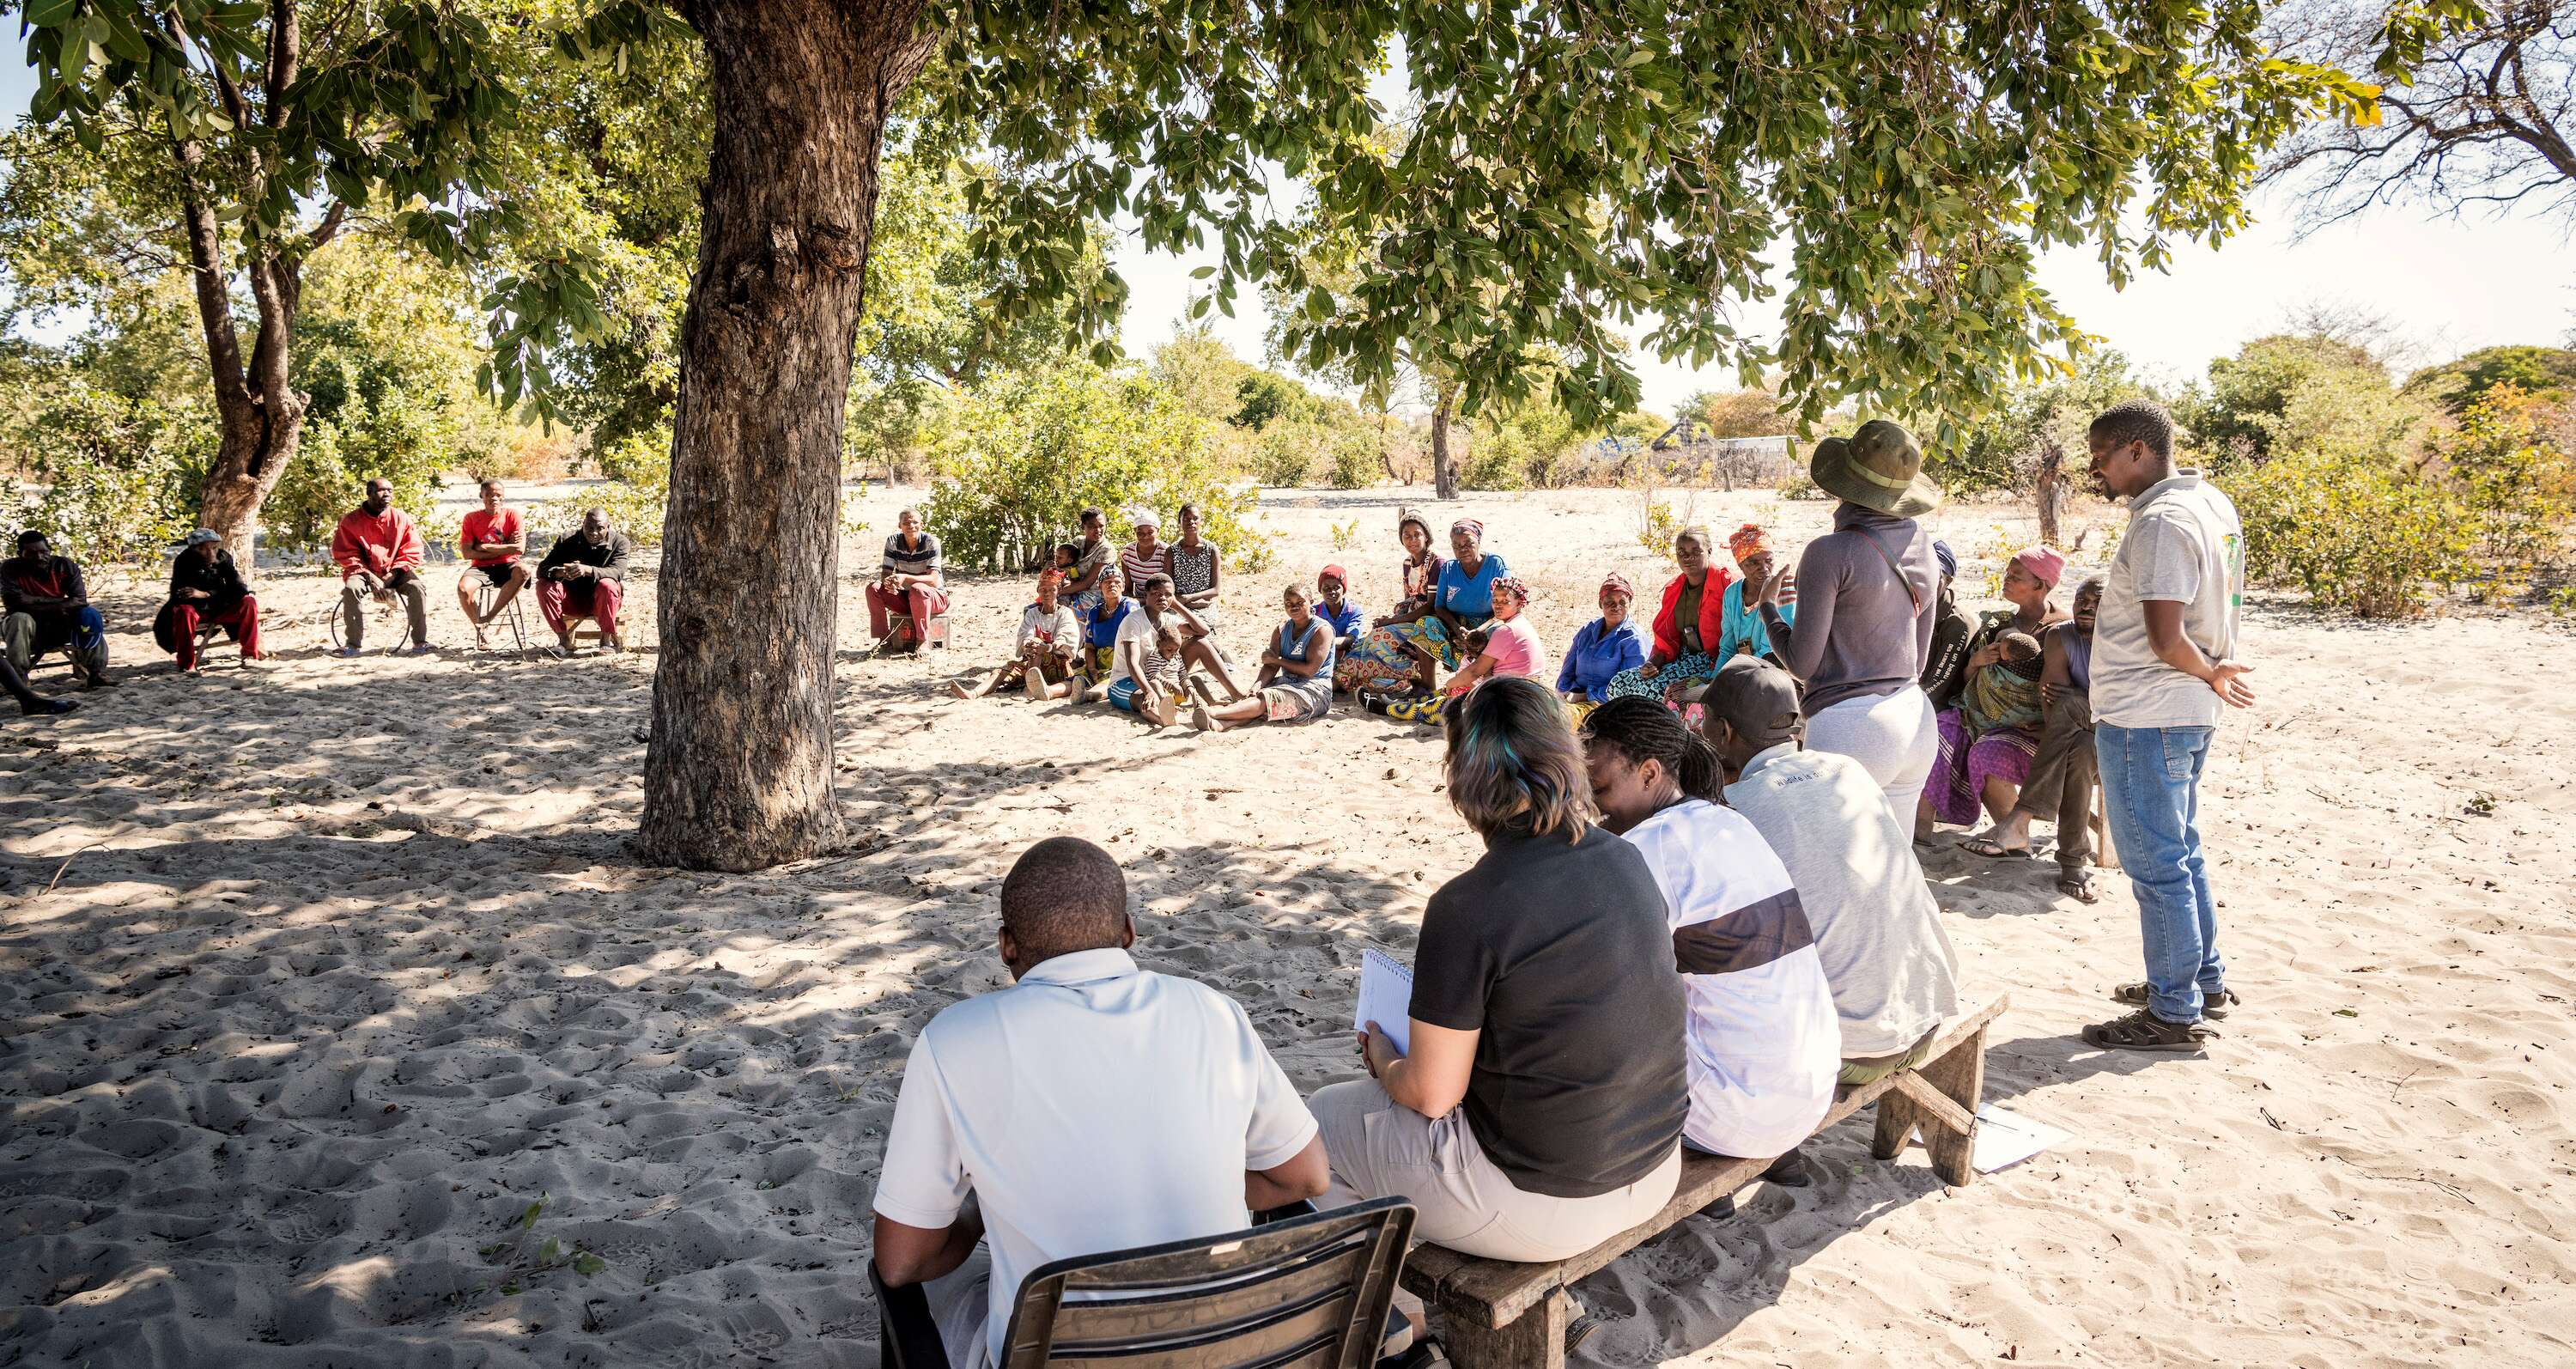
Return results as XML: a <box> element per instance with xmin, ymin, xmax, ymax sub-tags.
<box><xmin>872</xmin><ymin>1197</ymin><xmax>1421</xmax><ymax>1369</ymax></box>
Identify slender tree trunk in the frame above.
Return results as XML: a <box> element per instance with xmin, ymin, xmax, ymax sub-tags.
<box><xmin>2035</xmin><ymin>435</ymin><xmax>2064</xmax><ymax>546</ymax></box>
<box><xmin>1431</xmin><ymin>384</ymin><xmax>1458</xmax><ymax>501</ymax></box>
<box><xmin>639</xmin><ymin>0</ymin><xmax>933</xmax><ymax>871</ymax></box>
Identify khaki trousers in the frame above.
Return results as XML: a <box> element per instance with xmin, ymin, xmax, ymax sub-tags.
<box><xmin>1309</xmin><ymin>1079</ymin><xmax>1680</xmax><ymax>1263</ymax></box>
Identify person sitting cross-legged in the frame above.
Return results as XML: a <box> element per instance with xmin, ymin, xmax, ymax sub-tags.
<box><xmin>159</xmin><ymin>529</ymin><xmax>264</xmax><ymax>672</ymax></box>
<box><xmin>871</xmin><ymin>837</ymin><xmax>1327</xmax><ymax>1369</ymax></box>
<box><xmin>1696</xmin><ymin>656</ymin><xmax>1962</xmax><ymax>1086</ymax></box>
<box><xmin>535</xmin><ymin>508</ymin><xmax>633</xmax><ymax>655</ymax></box>
<box><xmin>331</xmin><ymin>478</ymin><xmax>431</xmax><ymax>656</ymax></box>
<box><xmin>3</xmin><ymin>529</ymin><xmax>115</xmax><ymax>687</ymax></box>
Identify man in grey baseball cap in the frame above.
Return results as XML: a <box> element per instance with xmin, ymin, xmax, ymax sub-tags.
<box><xmin>1694</xmin><ymin>657</ymin><xmax>1962</xmax><ymax>1087</ymax></box>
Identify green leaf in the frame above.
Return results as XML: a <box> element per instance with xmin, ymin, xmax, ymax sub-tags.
<box><xmin>23</xmin><ymin>0</ymin><xmax>76</xmax><ymax>27</ymax></box>
<box><xmin>518</xmin><ymin>1197</ymin><xmax>545</xmax><ymax>1229</ymax></box>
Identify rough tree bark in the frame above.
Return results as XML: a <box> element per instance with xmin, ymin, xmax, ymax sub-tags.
<box><xmin>1430</xmin><ymin>383</ymin><xmax>1458</xmax><ymax>500</ymax></box>
<box><xmin>637</xmin><ymin>0</ymin><xmax>935</xmax><ymax>871</ymax></box>
<box><xmin>2034</xmin><ymin>435</ymin><xmax>2064</xmax><ymax>547</ymax></box>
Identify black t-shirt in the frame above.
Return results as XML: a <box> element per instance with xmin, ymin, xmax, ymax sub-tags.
<box><xmin>1408</xmin><ymin>824</ymin><xmax>1687</xmax><ymax>1198</ymax></box>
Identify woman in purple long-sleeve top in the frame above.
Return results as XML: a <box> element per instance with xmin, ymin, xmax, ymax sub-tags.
<box><xmin>1753</xmin><ymin>420</ymin><xmax>1945</xmax><ymax>828</ymax></box>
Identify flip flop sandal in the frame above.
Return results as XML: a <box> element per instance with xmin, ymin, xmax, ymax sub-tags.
<box><xmin>1959</xmin><ymin>835</ymin><xmax>2032</xmax><ymax>860</ymax></box>
<box><xmin>2114</xmin><ymin>983</ymin><xmax>2238</xmax><ymax>1019</ymax></box>
<box><xmin>2057</xmin><ymin>872</ymin><xmax>2101</xmax><ymax>904</ymax></box>
<box><xmin>2082</xmin><ymin>1007</ymin><xmax>2218</xmax><ymax>1052</ymax></box>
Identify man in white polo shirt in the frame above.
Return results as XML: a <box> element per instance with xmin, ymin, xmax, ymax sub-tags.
<box><xmin>871</xmin><ymin>837</ymin><xmax>1327</xmax><ymax>1368</ymax></box>
<box><xmin>2080</xmin><ymin>399</ymin><xmax>2254</xmax><ymax>1054</ymax></box>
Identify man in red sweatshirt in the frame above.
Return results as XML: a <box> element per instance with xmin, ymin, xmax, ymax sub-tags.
<box><xmin>331</xmin><ymin>478</ymin><xmax>430</xmax><ymax>655</ymax></box>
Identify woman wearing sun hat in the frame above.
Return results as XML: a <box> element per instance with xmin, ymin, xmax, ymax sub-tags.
<box><xmin>1752</xmin><ymin>419</ymin><xmax>1946</xmax><ymax>828</ymax></box>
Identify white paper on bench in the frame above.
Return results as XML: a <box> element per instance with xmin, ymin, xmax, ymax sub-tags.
<box><xmin>1352</xmin><ymin>950</ymin><xmax>1413</xmax><ymax>1055</ymax></box>
<box><xmin>1971</xmin><ymin>1104</ymin><xmax>2069</xmax><ymax>1173</ymax></box>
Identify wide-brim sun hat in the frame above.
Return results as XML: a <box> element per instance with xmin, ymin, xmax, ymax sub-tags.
<box><xmin>1810</xmin><ymin>418</ymin><xmax>1943</xmax><ymax>518</ymax></box>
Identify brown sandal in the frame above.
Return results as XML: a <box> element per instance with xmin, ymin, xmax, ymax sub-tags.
<box><xmin>2082</xmin><ymin>1007</ymin><xmax>2217</xmax><ymax>1052</ymax></box>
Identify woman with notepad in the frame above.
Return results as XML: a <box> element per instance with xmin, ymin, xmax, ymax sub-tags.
<box><xmin>1305</xmin><ymin>676</ymin><xmax>1686</xmax><ymax>1262</ymax></box>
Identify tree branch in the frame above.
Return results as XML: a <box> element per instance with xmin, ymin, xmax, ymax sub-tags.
<box><xmin>171</xmin><ymin>139</ymin><xmax>254</xmax><ymax>421</ymax></box>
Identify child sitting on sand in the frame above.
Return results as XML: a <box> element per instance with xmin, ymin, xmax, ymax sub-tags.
<box><xmin>1107</xmin><ymin>621</ymin><xmax>1189</xmax><ymax>725</ymax></box>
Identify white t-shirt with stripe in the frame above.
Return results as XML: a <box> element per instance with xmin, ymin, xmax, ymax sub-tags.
<box><xmin>1619</xmin><ymin>798</ymin><xmax>1841</xmax><ymax>1157</ymax></box>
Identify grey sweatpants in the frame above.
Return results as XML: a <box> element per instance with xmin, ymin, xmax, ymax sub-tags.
<box><xmin>1308</xmin><ymin>1078</ymin><xmax>1680</xmax><ymax>1263</ymax></box>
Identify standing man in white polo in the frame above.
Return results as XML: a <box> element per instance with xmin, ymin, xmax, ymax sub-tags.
<box><xmin>871</xmin><ymin>837</ymin><xmax>1327</xmax><ymax>1368</ymax></box>
<box><xmin>2080</xmin><ymin>399</ymin><xmax>2254</xmax><ymax>1053</ymax></box>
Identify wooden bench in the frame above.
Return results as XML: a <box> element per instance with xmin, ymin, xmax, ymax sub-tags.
<box><xmin>1400</xmin><ymin>995</ymin><xmax>2009</xmax><ymax>1369</ymax></box>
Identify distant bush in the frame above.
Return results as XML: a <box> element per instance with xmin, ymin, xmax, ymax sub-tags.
<box><xmin>3</xmin><ymin>381</ymin><xmax>204</xmax><ymax>562</ymax></box>
<box><xmin>2225</xmin><ymin>444</ymin><xmax>2474</xmax><ymax>618</ymax></box>
<box><xmin>531</xmin><ymin>477</ymin><xmax>671</xmax><ymax>551</ymax></box>
<box><xmin>2432</xmin><ymin>384</ymin><xmax>2576</xmax><ymax>588</ymax></box>
<box><xmin>927</xmin><ymin>362</ymin><xmax>1270</xmax><ymax>575</ymax></box>
<box><xmin>1246</xmin><ymin>423</ymin><xmax>1315</xmax><ymax>487</ymax></box>
<box><xmin>1325</xmin><ymin>427</ymin><xmax>1379</xmax><ymax>490</ymax></box>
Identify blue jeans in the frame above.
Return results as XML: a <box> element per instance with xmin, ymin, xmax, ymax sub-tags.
<box><xmin>2094</xmin><ymin>722</ymin><xmax>2224</xmax><ymax>1022</ymax></box>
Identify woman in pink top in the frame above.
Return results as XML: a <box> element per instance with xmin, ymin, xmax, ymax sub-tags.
<box><xmin>1376</xmin><ymin>578</ymin><xmax>1540</xmax><ymax>725</ymax></box>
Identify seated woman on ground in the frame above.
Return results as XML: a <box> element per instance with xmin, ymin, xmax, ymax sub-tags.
<box><xmin>1605</xmin><ymin>525</ymin><xmax>1736</xmax><ymax>709</ymax></box>
<box><xmin>1581</xmin><ymin>697</ymin><xmax>1839</xmax><ymax>1177</ymax></box>
<box><xmin>1106</xmin><ymin>602</ymin><xmax>1191</xmax><ymax>726</ymax></box>
<box><xmin>1376</xmin><ymin>576</ymin><xmax>1540</xmax><ymax>726</ymax></box>
<box><xmin>1052</xmin><ymin>567</ymin><xmax>1133</xmax><ymax>703</ymax></box>
<box><xmin>1335</xmin><ymin>508</ymin><xmax>1450</xmax><ymax>695</ymax></box>
<box><xmin>1556</xmin><ymin>572</ymin><xmax>1647</xmax><ymax>725</ymax></box>
<box><xmin>1306</xmin><ymin>676</ymin><xmax>1686</xmax><ymax>1263</ymax></box>
<box><xmin>1713</xmin><ymin>523</ymin><xmax>1795</xmax><ymax>664</ymax></box>
<box><xmin>1971</xmin><ymin>575</ymin><xmax>2107</xmax><ymax>897</ymax></box>
<box><xmin>1923</xmin><ymin>546</ymin><xmax>2067</xmax><ymax>843</ymax></box>
<box><xmin>950</xmin><ymin>570</ymin><xmax>1081</xmax><ymax>700</ymax></box>
<box><xmin>1117</xmin><ymin>575</ymin><xmax>1244</xmax><ymax>714</ymax></box>
<box><xmin>1192</xmin><ymin>581</ymin><xmax>1338</xmax><ymax>732</ymax></box>
<box><xmin>1314</xmin><ymin>565</ymin><xmax>1364</xmax><ymax>655</ymax></box>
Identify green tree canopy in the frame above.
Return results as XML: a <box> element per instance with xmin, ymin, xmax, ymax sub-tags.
<box><xmin>2183</xmin><ymin>332</ymin><xmax>2389</xmax><ymax>461</ymax></box>
<box><xmin>2404</xmin><ymin>344</ymin><xmax>2576</xmax><ymax>414</ymax></box>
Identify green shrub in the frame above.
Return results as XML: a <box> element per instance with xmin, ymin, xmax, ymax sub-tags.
<box><xmin>1325</xmin><ymin>427</ymin><xmax>1380</xmax><ymax>490</ymax></box>
<box><xmin>3</xmin><ymin>380</ymin><xmax>209</xmax><ymax>563</ymax></box>
<box><xmin>926</xmin><ymin>362</ymin><xmax>1270</xmax><ymax>575</ymax></box>
<box><xmin>531</xmin><ymin>476</ymin><xmax>671</xmax><ymax>551</ymax></box>
<box><xmin>2224</xmin><ymin>445</ymin><xmax>2475</xmax><ymax>618</ymax></box>
<box><xmin>1246</xmin><ymin>423</ymin><xmax>1315</xmax><ymax>487</ymax></box>
<box><xmin>2433</xmin><ymin>384</ymin><xmax>2576</xmax><ymax>585</ymax></box>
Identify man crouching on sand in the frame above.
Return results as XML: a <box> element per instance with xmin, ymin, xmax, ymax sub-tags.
<box><xmin>869</xmin><ymin>837</ymin><xmax>1327</xmax><ymax>1369</ymax></box>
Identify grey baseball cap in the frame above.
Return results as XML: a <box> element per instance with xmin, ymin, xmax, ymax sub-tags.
<box><xmin>1686</xmin><ymin>655</ymin><xmax>1802</xmax><ymax>746</ymax></box>
<box><xmin>184</xmin><ymin>528</ymin><xmax>222</xmax><ymax>547</ymax></box>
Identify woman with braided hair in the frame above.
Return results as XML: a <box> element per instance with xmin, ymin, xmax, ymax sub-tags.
<box><xmin>1375</xmin><ymin>575</ymin><xmax>1542</xmax><ymax>727</ymax></box>
<box><xmin>1581</xmin><ymin>697</ymin><xmax>1839</xmax><ymax>1170</ymax></box>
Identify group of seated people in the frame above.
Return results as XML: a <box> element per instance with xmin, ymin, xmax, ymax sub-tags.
<box><xmin>0</xmin><ymin>480</ymin><xmax>634</xmax><ymax>718</ymax></box>
<box><xmin>945</xmin><ymin>504</ymin><xmax>1819</xmax><ymax>739</ymax></box>
<box><xmin>874</xmin><ymin>668</ymin><xmax>1963</xmax><ymax>1366</ymax></box>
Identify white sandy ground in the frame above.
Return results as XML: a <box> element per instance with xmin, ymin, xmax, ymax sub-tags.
<box><xmin>2</xmin><ymin>482</ymin><xmax>2573</xmax><ymax>1368</ymax></box>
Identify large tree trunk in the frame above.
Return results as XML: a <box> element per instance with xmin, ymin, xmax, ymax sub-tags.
<box><xmin>638</xmin><ymin>0</ymin><xmax>933</xmax><ymax>872</ymax></box>
<box><xmin>198</xmin><ymin>413</ymin><xmax>305</xmax><ymax>568</ymax></box>
<box><xmin>1431</xmin><ymin>383</ymin><xmax>1458</xmax><ymax>501</ymax></box>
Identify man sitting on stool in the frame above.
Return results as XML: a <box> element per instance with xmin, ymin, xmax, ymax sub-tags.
<box><xmin>2</xmin><ymin>530</ymin><xmax>114</xmax><ymax>688</ymax></box>
<box><xmin>872</xmin><ymin>837</ymin><xmax>1327</xmax><ymax>1369</ymax></box>
<box><xmin>454</xmin><ymin>478</ymin><xmax>532</xmax><ymax>648</ymax></box>
<box><xmin>536</xmin><ymin>508</ymin><xmax>632</xmax><ymax>655</ymax></box>
<box><xmin>331</xmin><ymin>478</ymin><xmax>430</xmax><ymax>656</ymax></box>
<box><xmin>162</xmin><ymin>529</ymin><xmax>264</xmax><ymax>672</ymax></box>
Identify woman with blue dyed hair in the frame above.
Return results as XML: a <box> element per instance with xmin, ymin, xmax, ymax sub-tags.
<box><xmin>1303</xmin><ymin>675</ymin><xmax>1687</xmax><ymax>1263</ymax></box>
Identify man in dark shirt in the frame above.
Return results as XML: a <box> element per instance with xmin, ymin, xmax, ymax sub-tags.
<box><xmin>160</xmin><ymin>528</ymin><xmax>264</xmax><ymax>672</ymax></box>
<box><xmin>535</xmin><ymin>508</ymin><xmax>633</xmax><ymax>655</ymax></box>
<box><xmin>2</xmin><ymin>530</ymin><xmax>113</xmax><ymax>688</ymax></box>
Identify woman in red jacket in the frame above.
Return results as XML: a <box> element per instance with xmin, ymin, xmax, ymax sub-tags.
<box><xmin>1601</xmin><ymin>526</ymin><xmax>1735</xmax><ymax>708</ymax></box>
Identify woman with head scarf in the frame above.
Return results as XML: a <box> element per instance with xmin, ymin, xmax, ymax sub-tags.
<box><xmin>1601</xmin><ymin>524</ymin><xmax>1736</xmax><ymax>707</ymax></box>
<box><xmin>1752</xmin><ymin>420</ymin><xmax>1946</xmax><ymax>828</ymax></box>
<box><xmin>1313</xmin><ymin>565</ymin><xmax>1364</xmax><ymax>654</ymax></box>
<box><xmin>1189</xmin><ymin>580</ymin><xmax>1338</xmax><ymax>731</ymax></box>
<box><xmin>1332</xmin><ymin>508</ymin><xmax>1455</xmax><ymax>695</ymax></box>
<box><xmin>1118</xmin><ymin>509</ymin><xmax>1172</xmax><ymax>595</ymax></box>
<box><xmin>1933</xmin><ymin>546</ymin><xmax>2071</xmax><ymax>847</ymax></box>
<box><xmin>1376</xmin><ymin>576</ymin><xmax>1541</xmax><ymax>726</ymax></box>
<box><xmin>1556</xmin><ymin>572</ymin><xmax>1648</xmax><ymax>724</ymax></box>
<box><xmin>1712</xmin><ymin>523</ymin><xmax>1795</xmax><ymax>664</ymax></box>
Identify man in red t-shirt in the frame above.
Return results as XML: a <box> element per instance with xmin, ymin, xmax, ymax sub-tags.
<box><xmin>454</xmin><ymin>478</ymin><xmax>532</xmax><ymax>648</ymax></box>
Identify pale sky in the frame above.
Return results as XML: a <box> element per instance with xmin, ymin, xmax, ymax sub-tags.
<box><xmin>8</xmin><ymin>56</ymin><xmax>2566</xmax><ymax>414</ymax></box>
